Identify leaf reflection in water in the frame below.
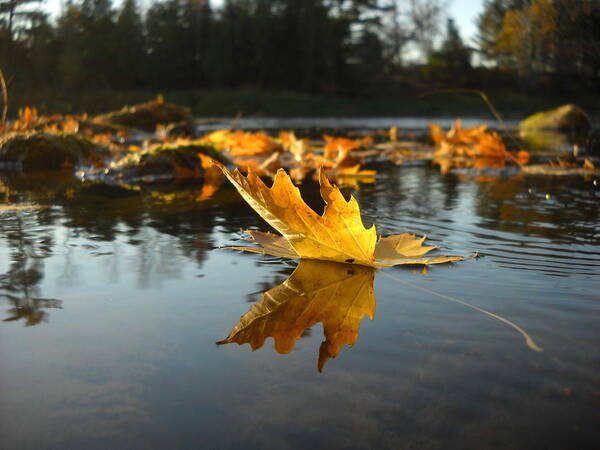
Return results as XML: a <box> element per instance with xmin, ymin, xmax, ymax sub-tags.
<box><xmin>217</xmin><ymin>260</ymin><xmax>375</xmax><ymax>372</ymax></box>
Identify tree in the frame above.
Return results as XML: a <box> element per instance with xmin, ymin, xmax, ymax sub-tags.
<box><xmin>475</xmin><ymin>0</ymin><xmax>528</xmax><ymax>65</ymax></box>
<box><xmin>113</xmin><ymin>0</ymin><xmax>146</xmax><ymax>88</ymax></box>
<box><xmin>181</xmin><ymin>0</ymin><xmax>212</xmax><ymax>87</ymax></box>
<box><xmin>424</xmin><ymin>18</ymin><xmax>472</xmax><ymax>86</ymax></box>
<box><xmin>0</xmin><ymin>0</ymin><xmax>42</xmax><ymax>40</ymax></box>
<box><xmin>380</xmin><ymin>0</ymin><xmax>446</xmax><ymax>68</ymax></box>
<box><xmin>80</xmin><ymin>0</ymin><xmax>117</xmax><ymax>87</ymax></box>
<box><xmin>496</xmin><ymin>0</ymin><xmax>556</xmax><ymax>86</ymax></box>
<box><xmin>56</xmin><ymin>3</ymin><xmax>86</xmax><ymax>89</ymax></box>
<box><xmin>551</xmin><ymin>0</ymin><xmax>600</xmax><ymax>89</ymax></box>
<box><xmin>0</xmin><ymin>0</ymin><xmax>52</xmax><ymax>89</ymax></box>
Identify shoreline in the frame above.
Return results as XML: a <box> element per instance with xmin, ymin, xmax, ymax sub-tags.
<box><xmin>9</xmin><ymin>88</ymin><xmax>600</xmax><ymax>122</ymax></box>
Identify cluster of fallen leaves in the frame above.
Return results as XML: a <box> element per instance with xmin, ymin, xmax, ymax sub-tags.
<box><xmin>2</xmin><ymin>100</ymin><xmax>598</xmax><ymax>200</ymax></box>
<box><xmin>198</xmin><ymin>128</ymin><xmax>377</xmax><ymax>187</ymax></box>
<box><xmin>430</xmin><ymin>120</ymin><xmax>531</xmax><ymax>174</ymax></box>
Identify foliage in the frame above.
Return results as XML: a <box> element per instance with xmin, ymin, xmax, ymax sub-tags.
<box><xmin>1</xmin><ymin>98</ymin><xmax>594</xmax><ymax>184</ymax></box>
<box><xmin>2</xmin><ymin>0</ymin><xmax>598</xmax><ymax>100</ymax></box>
<box><xmin>476</xmin><ymin>0</ymin><xmax>600</xmax><ymax>88</ymax></box>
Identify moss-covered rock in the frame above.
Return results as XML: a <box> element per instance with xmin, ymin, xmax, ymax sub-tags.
<box><xmin>104</xmin><ymin>141</ymin><xmax>230</xmax><ymax>183</ymax></box>
<box><xmin>520</xmin><ymin>104</ymin><xmax>591</xmax><ymax>133</ymax></box>
<box><xmin>95</xmin><ymin>96</ymin><xmax>192</xmax><ymax>132</ymax></box>
<box><xmin>0</xmin><ymin>132</ymin><xmax>108</xmax><ymax>170</ymax></box>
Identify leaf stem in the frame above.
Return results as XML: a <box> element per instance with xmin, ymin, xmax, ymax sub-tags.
<box><xmin>380</xmin><ymin>270</ymin><xmax>542</xmax><ymax>352</ymax></box>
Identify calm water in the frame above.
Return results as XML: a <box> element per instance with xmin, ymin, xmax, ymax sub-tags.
<box><xmin>1</xmin><ymin>131</ymin><xmax>599</xmax><ymax>449</ymax></box>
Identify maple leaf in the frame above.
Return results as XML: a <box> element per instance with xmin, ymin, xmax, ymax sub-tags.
<box><xmin>217</xmin><ymin>259</ymin><xmax>376</xmax><ymax>371</ymax></box>
<box><xmin>213</xmin><ymin>161</ymin><xmax>463</xmax><ymax>267</ymax></box>
<box><xmin>430</xmin><ymin>120</ymin><xmax>507</xmax><ymax>159</ymax></box>
<box><xmin>323</xmin><ymin>135</ymin><xmax>373</xmax><ymax>167</ymax></box>
<box><xmin>199</xmin><ymin>129</ymin><xmax>281</xmax><ymax>156</ymax></box>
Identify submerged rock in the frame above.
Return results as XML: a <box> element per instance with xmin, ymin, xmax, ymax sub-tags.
<box><xmin>520</xmin><ymin>104</ymin><xmax>591</xmax><ymax>133</ymax></box>
<box><xmin>101</xmin><ymin>141</ymin><xmax>230</xmax><ymax>183</ymax></box>
<box><xmin>0</xmin><ymin>132</ymin><xmax>108</xmax><ymax>170</ymax></box>
<box><xmin>95</xmin><ymin>96</ymin><xmax>192</xmax><ymax>132</ymax></box>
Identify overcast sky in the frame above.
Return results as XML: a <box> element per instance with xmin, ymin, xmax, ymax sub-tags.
<box><xmin>43</xmin><ymin>0</ymin><xmax>484</xmax><ymax>44</ymax></box>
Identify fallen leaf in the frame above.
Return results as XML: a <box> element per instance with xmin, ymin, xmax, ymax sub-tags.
<box><xmin>213</xmin><ymin>162</ymin><xmax>463</xmax><ymax>267</ymax></box>
<box><xmin>323</xmin><ymin>164</ymin><xmax>377</xmax><ymax>189</ymax></box>
<box><xmin>430</xmin><ymin>120</ymin><xmax>507</xmax><ymax>159</ymax></box>
<box><xmin>217</xmin><ymin>259</ymin><xmax>376</xmax><ymax>371</ymax></box>
<box><xmin>331</xmin><ymin>164</ymin><xmax>377</xmax><ymax>178</ymax></box>
<box><xmin>323</xmin><ymin>135</ymin><xmax>373</xmax><ymax>167</ymax></box>
<box><xmin>278</xmin><ymin>131</ymin><xmax>307</xmax><ymax>162</ymax></box>
<box><xmin>200</xmin><ymin>129</ymin><xmax>281</xmax><ymax>156</ymax></box>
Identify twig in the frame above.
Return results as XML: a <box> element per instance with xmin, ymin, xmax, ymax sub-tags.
<box><xmin>420</xmin><ymin>88</ymin><xmax>526</xmax><ymax>160</ymax></box>
<box><xmin>229</xmin><ymin>112</ymin><xmax>243</xmax><ymax>130</ymax></box>
<box><xmin>0</xmin><ymin>67</ymin><xmax>8</xmax><ymax>124</ymax></box>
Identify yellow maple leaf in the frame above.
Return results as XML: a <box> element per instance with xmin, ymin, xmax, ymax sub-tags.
<box><xmin>217</xmin><ymin>259</ymin><xmax>376</xmax><ymax>372</ymax></box>
<box><xmin>213</xmin><ymin>161</ymin><xmax>463</xmax><ymax>267</ymax></box>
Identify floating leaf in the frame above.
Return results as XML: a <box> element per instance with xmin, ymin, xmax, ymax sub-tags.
<box><xmin>200</xmin><ymin>130</ymin><xmax>282</xmax><ymax>156</ymax></box>
<box><xmin>213</xmin><ymin>161</ymin><xmax>464</xmax><ymax>267</ymax></box>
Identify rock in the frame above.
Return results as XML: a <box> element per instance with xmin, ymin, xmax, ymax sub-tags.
<box><xmin>103</xmin><ymin>141</ymin><xmax>230</xmax><ymax>183</ymax></box>
<box><xmin>0</xmin><ymin>132</ymin><xmax>108</xmax><ymax>170</ymax></box>
<box><xmin>95</xmin><ymin>96</ymin><xmax>192</xmax><ymax>132</ymax></box>
<box><xmin>520</xmin><ymin>104</ymin><xmax>591</xmax><ymax>133</ymax></box>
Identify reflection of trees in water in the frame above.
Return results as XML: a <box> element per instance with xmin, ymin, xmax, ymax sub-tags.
<box><xmin>0</xmin><ymin>172</ymin><xmax>270</xmax><ymax>318</ymax></box>
<box><xmin>0</xmin><ymin>203</ymin><xmax>61</xmax><ymax>325</ymax></box>
<box><xmin>351</xmin><ymin>165</ymin><xmax>462</xmax><ymax>235</ymax></box>
<box><xmin>474</xmin><ymin>175</ymin><xmax>600</xmax><ymax>244</ymax></box>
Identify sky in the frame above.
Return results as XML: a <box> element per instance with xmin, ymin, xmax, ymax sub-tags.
<box><xmin>43</xmin><ymin>0</ymin><xmax>484</xmax><ymax>44</ymax></box>
<box><xmin>450</xmin><ymin>0</ymin><xmax>484</xmax><ymax>45</ymax></box>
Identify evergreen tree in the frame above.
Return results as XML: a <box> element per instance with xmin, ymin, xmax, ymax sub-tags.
<box><xmin>181</xmin><ymin>0</ymin><xmax>212</xmax><ymax>87</ymax></box>
<box><xmin>114</xmin><ymin>0</ymin><xmax>146</xmax><ymax>89</ymax></box>
<box><xmin>146</xmin><ymin>0</ymin><xmax>187</xmax><ymax>87</ymax></box>
<box><xmin>80</xmin><ymin>0</ymin><xmax>117</xmax><ymax>87</ymax></box>
<box><xmin>425</xmin><ymin>18</ymin><xmax>471</xmax><ymax>86</ymax></box>
<box><xmin>56</xmin><ymin>3</ymin><xmax>86</xmax><ymax>89</ymax></box>
<box><xmin>552</xmin><ymin>0</ymin><xmax>600</xmax><ymax>89</ymax></box>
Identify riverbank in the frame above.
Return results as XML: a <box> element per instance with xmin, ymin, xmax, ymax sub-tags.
<box><xmin>10</xmin><ymin>87</ymin><xmax>600</xmax><ymax>121</ymax></box>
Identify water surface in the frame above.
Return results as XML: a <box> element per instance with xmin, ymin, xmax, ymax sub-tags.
<box><xmin>1</xmin><ymin>131</ymin><xmax>599</xmax><ymax>449</ymax></box>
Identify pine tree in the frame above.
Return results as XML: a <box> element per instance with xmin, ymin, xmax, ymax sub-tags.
<box><xmin>114</xmin><ymin>0</ymin><xmax>146</xmax><ymax>89</ymax></box>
